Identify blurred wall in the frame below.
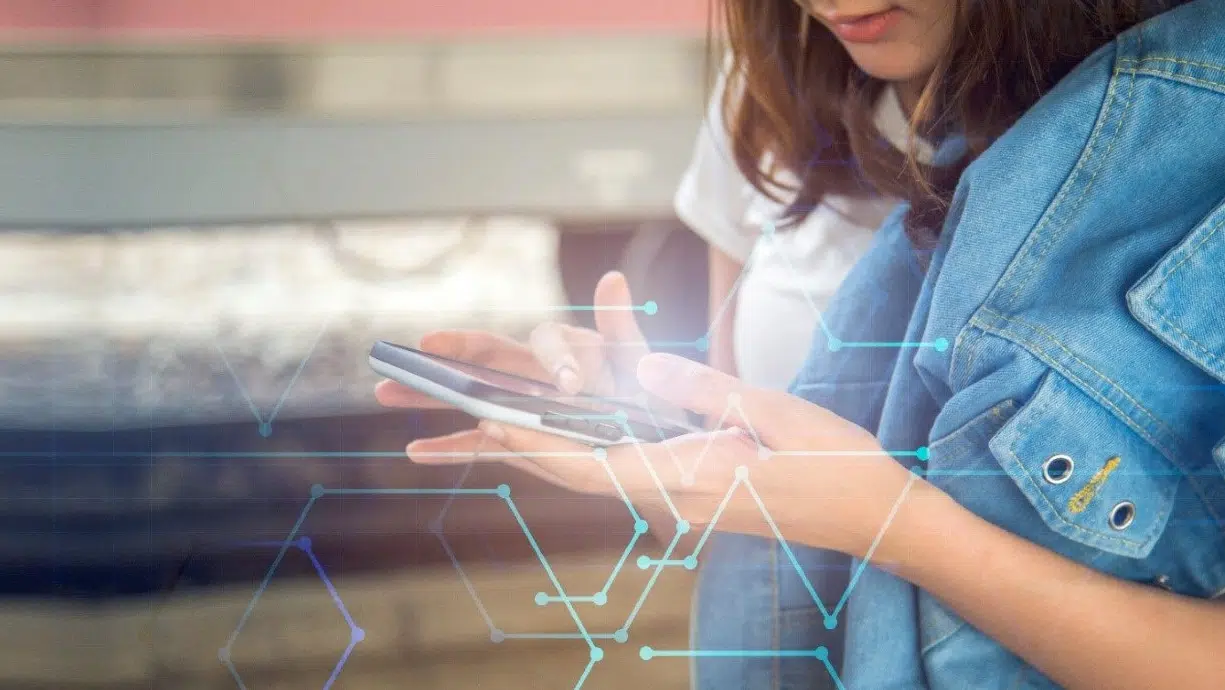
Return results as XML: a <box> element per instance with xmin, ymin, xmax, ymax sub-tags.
<box><xmin>0</xmin><ymin>1</ymin><xmax>714</xmax><ymax>227</ymax></box>
<box><xmin>0</xmin><ymin>0</ymin><xmax>709</xmax><ymax>37</ymax></box>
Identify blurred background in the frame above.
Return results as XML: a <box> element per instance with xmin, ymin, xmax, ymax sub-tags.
<box><xmin>0</xmin><ymin>1</ymin><xmax>720</xmax><ymax>688</ymax></box>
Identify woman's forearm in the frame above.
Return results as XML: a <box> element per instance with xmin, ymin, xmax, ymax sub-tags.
<box><xmin>879</xmin><ymin>482</ymin><xmax>1225</xmax><ymax>689</ymax></box>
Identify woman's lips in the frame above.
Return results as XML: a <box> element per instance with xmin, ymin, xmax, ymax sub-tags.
<box><xmin>825</xmin><ymin>8</ymin><xmax>901</xmax><ymax>43</ymax></box>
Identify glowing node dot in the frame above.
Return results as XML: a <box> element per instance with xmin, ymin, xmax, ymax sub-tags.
<box><xmin>643</xmin><ymin>301</ymin><xmax>659</xmax><ymax>316</ymax></box>
<box><xmin>258</xmin><ymin>422</ymin><xmax>273</xmax><ymax>438</ymax></box>
<box><xmin>694</xmin><ymin>336</ymin><xmax>710</xmax><ymax>352</ymax></box>
<box><xmin>676</xmin><ymin>520</ymin><xmax>691</xmax><ymax>535</ymax></box>
<box><xmin>592</xmin><ymin>592</ymin><xmax>608</xmax><ymax>606</ymax></box>
<box><xmin>592</xmin><ymin>447</ymin><xmax>608</xmax><ymax>461</ymax></box>
<box><xmin>680</xmin><ymin>473</ymin><xmax>695</xmax><ymax>487</ymax></box>
<box><xmin>637</xmin><ymin>555</ymin><xmax>652</xmax><ymax>570</ymax></box>
<box><xmin>496</xmin><ymin>483</ymin><xmax>511</xmax><ymax>499</ymax></box>
<box><xmin>639</xmin><ymin>646</ymin><xmax>655</xmax><ymax>661</ymax></box>
<box><xmin>534</xmin><ymin>592</ymin><xmax>549</xmax><ymax>606</ymax></box>
<box><xmin>310</xmin><ymin>484</ymin><xmax>325</xmax><ymax>498</ymax></box>
<box><xmin>491</xmin><ymin>629</ymin><xmax>506</xmax><ymax>644</ymax></box>
<box><xmin>591</xmin><ymin>647</ymin><xmax>605</xmax><ymax>662</ymax></box>
<box><xmin>815</xmin><ymin>646</ymin><xmax>829</xmax><ymax>661</ymax></box>
<box><xmin>757</xmin><ymin>446</ymin><xmax>773</xmax><ymax>461</ymax></box>
<box><xmin>614</xmin><ymin>629</ymin><xmax>629</xmax><ymax>644</ymax></box>
<box><xmin>726</xmin><ymin>391</ymin><xmax>742</xmax><ymax>407</ymax></box>
<box><xmin>683</xmin><ymin>555</ymin><xmax>698</xmax><ymax>570</ymax></box>
<box><xmin>734</xmin><ymin>465</ymin><xmax>750</xmax><ymax>480</ymax></box>
<box><xmin>916</xmin><ymin>446</ymin><xmax>931</xmax><ymax>462</ymax></box>
<box><xmin>634</xmin><ymin>519</ymin><xmax>649</xmax><ymax>535</ymax></box>
<box><xmin>827</xmin><ymin>338</ymin><xmax>844</xmax><ymax>352</ymax></box>
<box><xmin>296</xmin><ymin>537</ymin><xmax>312</xmax><ymax>552</ymax></box>
<box><xmin>824</xmin><ymin>615</ymin><xmax>838</xmax><ymax>630</ymax></box>
<box><xmin>934</xmin><ymin>337</ymin><xmax>950</xmax><ymax>353</ymax></box>
<box><xmin>352</xmin><ymin>628</ymin><xmax>366</xmax><ymax>644</ymax></box>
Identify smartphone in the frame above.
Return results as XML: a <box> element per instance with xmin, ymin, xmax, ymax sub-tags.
<box><xmin>369</xmin><ymin>340</ymin><xmax>700</xmax><ymax>446</ymax></box>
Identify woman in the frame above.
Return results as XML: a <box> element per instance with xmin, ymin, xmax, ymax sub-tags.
<box><xmin>378</xmin><ymin>1</ymin><xmax>1225</xmax><ymax>688</ymax></box>
<box><xmin>675</xmin><ymin>51</ymin><xmax>918</xmax><ymax>689</ymax></box>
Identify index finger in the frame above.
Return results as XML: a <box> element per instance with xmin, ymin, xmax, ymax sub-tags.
<box><xmin>592</xmin><ymin>272</ymin><xmax>651</xmax><ymax>370</ymax></box>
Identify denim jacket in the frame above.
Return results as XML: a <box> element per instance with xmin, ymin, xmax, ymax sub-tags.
<box><xmin>693</xmin><ymin>2</ymin><xmax>1225</xmax><ymax>688</ymax></box>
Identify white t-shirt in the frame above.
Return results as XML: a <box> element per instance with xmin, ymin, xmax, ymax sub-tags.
<box><xmin>674</xmin><ymin>74</ymin><xmax>927</xmax><ymax>390</ymax></box>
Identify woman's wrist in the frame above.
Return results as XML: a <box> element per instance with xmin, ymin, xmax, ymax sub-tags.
<box><xmin>872</xmin><ymin>476</ymin><xmax>984</xmax><ymax>583</ymax></box>
<box><xmin>772</xmin><ymin>458</ymin><xmax>953</xmax><ymax>561</ymax></box>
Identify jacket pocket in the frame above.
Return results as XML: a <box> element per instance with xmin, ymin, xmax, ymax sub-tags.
<box><xmin>1127</xmin><ymin>198</ymin><xmax>1225</xmax><ymax>482</ymax></box>
<box><xmin>987</xmin><ymin>370</ymin><xmax>1181</xmax><ymax>559</ymax></box>
<box><xmin>1127</xmin><ymin>197</ymin><xmax>1225</xmax><ymax>386</ymax></box>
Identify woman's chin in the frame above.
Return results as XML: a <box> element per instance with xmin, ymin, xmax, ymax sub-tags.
<box><xmin>842</xmin><ymin>43</ymin><xmax>933</xmax><ymax>85</ymax></box>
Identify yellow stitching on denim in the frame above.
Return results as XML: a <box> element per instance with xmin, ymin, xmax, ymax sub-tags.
<box><xmin>1117</xmin><ymin>56</ymin><xmax>1225</xmax><ymax>76</ymax></box>
<box><xmin>970</xmin><ymin>316</ymin><xmax>1213</xmax><ymax>529</ymax></box>
<box><xmin>928</xmin><ymin>400</ymin><xmax>1017</xmax><ymax>453</ymax></box>
<box><xmin>950</xmin><ymin>326</ymin><xmax>982</xmax><ymax>392</ymax></box>
<box><xmin>977</xmin><ymin>306</ymin><xmax>1176</xmax><ymax>451</ymax></box>
<box><xmin>1142</xmin><ymin>219</ymin><xmax>1225</xmax><ymax>371</ymax></box>
<box><xmin>976</xmin><ymin>318</ymin><xmax>1224</xmax><ymax>533</ymax></box>
<box><xmin>1007</xmin><ymin>382</ymin><xmax>1173</xmax><ymax>549</ymax></box>
<box><xmin>1122</xmin><ymin>68</ymin><xmax>1225</xmax><ymax>92</ymax></box>
<box><xmin>1067</xmin><ymin>456</ymin><xmax>1122</xmax><ymax>514</ymax></box>
<box><xmin>979</xmin><ymin>45</ymin><xmax>1126</xmax><ymax>316</ymax></box>
<box><xmin>1003</xmin><ymin>444</ymin><xmax>1144</xmax><ymax>548</ymax></box>
<box><xmin>1147</xmin><ymin>209</ymin><xmax>1225</xmax><ymax>284</ymax></box>
<box><xmin>1136</xmin><ymin>55</ymin><xmax>1225</xmax><ymax>75</ymax></box>
<box><xmin>994</xmin><ymin>63</ymin><xmax>1127</xmax><ymax>309</ymax></box>
<box><xmin>1020</xmin><ymin>67</ymin><xmax>1137</xmax><ymax>300</ymax></box>
<box><xmin>1002</xmin><ymin>381</ymin><xmax>1140</xmax><ymax>546</ymax></box>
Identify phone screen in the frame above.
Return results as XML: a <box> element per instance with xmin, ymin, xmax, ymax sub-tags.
<box><xmin>413</xmin><ymin>348</ymin><xmax>687</xmax><ymax>430</ymax></box>
<box><xmin>425</xmin><ymin>350</ymin><xmax>564</xmax><ymax>398</ymax></box>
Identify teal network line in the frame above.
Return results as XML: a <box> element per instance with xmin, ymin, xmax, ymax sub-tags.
<box><xmin>215</xmin><ymin>412</ymin><xmax>930</xmax><ymax>689</ymax></box>
<box><xmin>587</xmin><ymin>221</ymin><xmax>948</xmax><ymax>354</ymax></box>
<box><xmin>193</xmin><ymin>216</ymin><xmax>948</xmax><ymax>440</ymax></box>
<box><xmin>192</xmin><ymin>215</ymin><xmax>948</xmax><ymax>440</ymax></box>
<box><xmin>197</xmin><ymin>215</ymin><xmax>950</xmax><ymax>689</ymax></box>
<box><xmin>223</xmin><ymin>481</ymin><xmax>615</xmax><ymax>690</ymax></box>
<box><xmin>200</xmin><ymin>297</ymin><xmax>653</xmax><ymax>439</ymax></box>
<box><xmin>213</xmin><ymin>313</ymin><xmax>335</xmax><ymax>439</ymax></box>
<box><xmin>638</xmin><ymin>647</ymin><xmax>847</xmax><ymax>690</ymax></box>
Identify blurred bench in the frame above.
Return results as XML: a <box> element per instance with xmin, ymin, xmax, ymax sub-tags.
<box><xmin>0</xmin><ymin>549</ymin><xmax>694</xmax><ymax>689</ymax></box>
<box><xmin>0</xmin><ymin>217</ymin><xmax>568</xmax><ymax>430</ymax></box>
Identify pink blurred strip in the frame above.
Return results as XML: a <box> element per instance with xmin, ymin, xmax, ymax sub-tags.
<box><xmin>0</xmin><ymin>0</ymin><xmax>710</xmax><ymax>37</ymax></box>
<box><xmin>0</xmin><ymin>0</ymin><xmax>92</xmax><ymax>31</ymax></box>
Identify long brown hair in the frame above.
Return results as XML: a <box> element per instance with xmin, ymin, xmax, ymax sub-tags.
<box><xmin>720</xmin><ymin>0</ymin><xmax>1184</xmax><ymax>249</ymax></box>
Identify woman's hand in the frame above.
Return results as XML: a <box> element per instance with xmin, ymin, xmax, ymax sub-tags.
<box><xmin>401</xmin><ymin>350</ymin><xmax>922</xmax><ymax>560</ymax></box>
<box><xmin>374</xmin><ymin>271</ymin><xmax>657</xmax><ymax>409</ymax></box>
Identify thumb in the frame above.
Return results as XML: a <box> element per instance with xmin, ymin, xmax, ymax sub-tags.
<box><xmin>592</xmin><ymin>271</ymin><xmax>651</xmax><ymax>366</ymax></box>
<box><xmin>636</xmin><ymin>353</ymin><xmax>861</xmax><ymax>449</ymax></box>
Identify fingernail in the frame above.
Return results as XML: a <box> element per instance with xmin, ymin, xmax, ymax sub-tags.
<box><xmin>479</xmin><ymin>421</ymin><xmax>506</xmax><ymax>441</ymax></box>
